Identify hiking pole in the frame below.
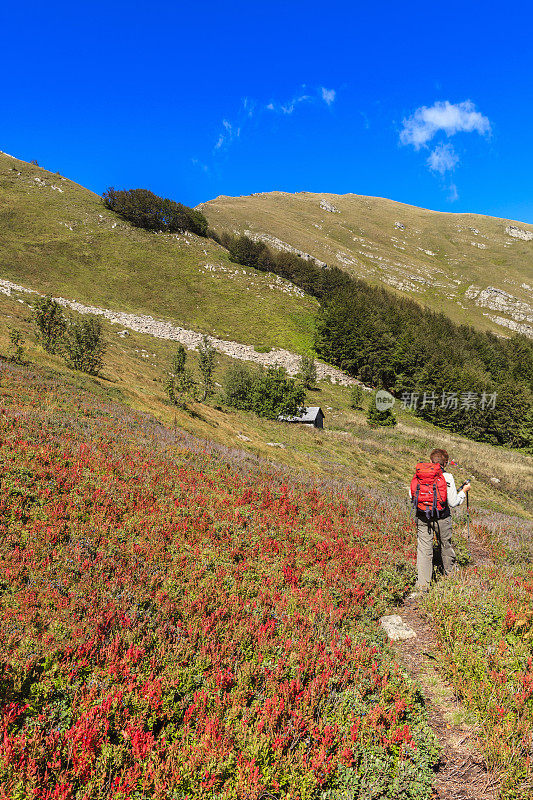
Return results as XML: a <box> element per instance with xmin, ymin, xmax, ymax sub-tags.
<box><xmin>459</xmin><ymin>477</ymin><xmax>474</xmax><ymax>538</ymax></box>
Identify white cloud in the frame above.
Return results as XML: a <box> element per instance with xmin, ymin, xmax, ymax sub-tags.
<box><xmin>321</xmin><ymin>87</ymin><xmax>336</xmax><ymax>106</ymax></box>
<box><xmin>242</xmin><ymin>97</ymin><xmax>255</xmax><ymax>118</ymax></box>
<box><xmin>214</xmin><ymin>118</ymin><xmax>240</xmax><ymax>152</ymax></box>
<box><xmin>427</xmin><ymin>143</ymin><xmax>459</xmax><ymax>174</ymax></box>
<box><xmin>400</xmin><ymin>100</ymin><xmax>491</xmax><ymax>150</ymax></box>
<box><xmin>267</xmin><ymin>86</ymin><xmax>336</xmax><ymax>114</ymax></box>
<box><xmin>269</xmin><ymin>94</ymin><xmax>311</xmax><ymax>115</ymax></box>
<box><xmin>191</xmin><ymin>158</ymin><xmax>209</xmax><ymax>174</ymax></box>
<box><xmin>213</xmin><ymin>86</ymin><xmax>337</xmax><ymax>155</ymax></box>
<box><xmin>448</xmin><ymin>183</ymin><xmax>459</xmax><ymax>202</ymax></box>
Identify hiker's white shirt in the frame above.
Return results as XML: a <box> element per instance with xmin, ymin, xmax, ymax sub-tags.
<box><xmin>409</xmin><ymin>472</ymin><xmax>466</xmax><ymax>507</ymax></box>
<box><xmin>443</xmin><ymin>472</ymin><xmax>466</xmax><ymax>507</ymax></box>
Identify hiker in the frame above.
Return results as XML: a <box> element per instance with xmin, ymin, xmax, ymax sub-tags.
<box><xmin>410</xmin><ymin>448</ymin><xmax>470</xmax><ymax>592</ymax></box>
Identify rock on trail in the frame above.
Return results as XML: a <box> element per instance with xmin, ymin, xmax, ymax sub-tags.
<box><xmin>380</xmin><ymin>614</ymin><xmax>417</xmax><ymax>640</ymax></box>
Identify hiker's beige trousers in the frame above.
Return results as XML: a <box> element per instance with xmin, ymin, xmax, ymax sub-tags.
<box><xmin>416</xmin><ymin>515</ymin><xmax>456</xmax><ymax>589</ymax></box>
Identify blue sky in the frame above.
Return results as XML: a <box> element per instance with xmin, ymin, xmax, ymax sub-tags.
<box><xmin>2</xmin><ymin>0</ymin><xmax>532</xmax><ymax>222</ymax></box>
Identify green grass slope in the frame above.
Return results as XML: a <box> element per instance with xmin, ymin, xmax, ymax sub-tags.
<box><xmin>201</xmin><ymin>191</ymin><xmax>533</xmax><ymax>338</ymax></box>
<box><xmin>0</xmin><ymin>153</ymin><xmax>316</xmax><ymax>351</ymax></box>
<box><xmin>2</xmin><ymin>288</ymin><xmax>531</xmax><ymax>520</ymax></box>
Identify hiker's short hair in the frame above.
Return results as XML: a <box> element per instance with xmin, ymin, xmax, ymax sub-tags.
<box><xmin>430</xmin><ymin>448</ymin><xmax>449</xmax><ymax>467</ymax></box>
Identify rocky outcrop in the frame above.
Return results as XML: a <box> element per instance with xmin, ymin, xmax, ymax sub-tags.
<box><xmin>465</xmin><ymin>285</ymin><xmax>533</xmax><ymax>325</ymax></box>
<box><xmin>244</xmin><ymin>231</ymin><xmax>326</xmax><ymax>267</ymax></box>
<box><xmin>0</xmin><ymin>278</ymin><xmax>359</xmax><ymax>385</ymax></box>
<box><xmin>488</xmin><ymin>316</ymin><xmax>533</xmax><ymax>337</ymax></box>
<box><xmin>505</xmin><ymin>225</ymin><xmax>533</xmax><ymax>242</ymax></box>
<box><xmin>319</xmin><ymin>199</ymin><xmax>339</xmax><ymax>213</ymax></box>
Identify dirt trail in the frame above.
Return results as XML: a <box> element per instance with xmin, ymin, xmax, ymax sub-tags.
<box><xmin>397</xmin><ymin>602</ymin><xmax>499</xmax><ymax>800</ymax></box>
<box><xmin>389</xmin><ymin>527</ymin><xmax>500</xmax><ymax>800</ymax></box>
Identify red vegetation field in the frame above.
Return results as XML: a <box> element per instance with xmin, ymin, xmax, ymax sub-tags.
<box><xmin>0</xmin><ymin>363</ymin><xmax>438</xmax><ymax>799</ymax></box>
<box><xmin>426</xmin><ymin>522</ymin><xmax>533</xmax><ymax>799</ymax></box>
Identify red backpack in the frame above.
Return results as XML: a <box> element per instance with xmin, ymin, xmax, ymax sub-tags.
<box><xmin>410</xmin><ymin>462</ymin><xmax>448</xmax><ymax>519</ymax></box>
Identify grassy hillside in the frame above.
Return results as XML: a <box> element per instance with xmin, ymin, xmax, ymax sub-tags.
<box><xmin>0</xmin><ymin>153</ymin><xmax>316</xmax><ymax>351</ymax></box>
<box><xmin>2</xmin><ymin>288</ymin><xmax>531</xmax><ymax>520</ymax></box>
<box><xmin>3</xmin><ymin>154</ymin><xmax>533</xmax><ymax>798</ymax></box>
<box><xmin>2</xmin><ymin>355</ymin><xmax>533</xmax><ymax>799</ymax></box>
<box><xmin>201</xmin><ymin>191</ymin><xmax>533</xmax><ymax>338</ymax></box>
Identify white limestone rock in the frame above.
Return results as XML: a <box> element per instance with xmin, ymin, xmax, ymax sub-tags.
<box><xmin>506</xmin><ymin>225</ymin><xmax>533</xmax><ymax>241</ymax></box>
<box><xmin>244</xmin><ymin>230</ymin><xmax>326</xmax><ymax>267</ymax></box>
<box><xmin>465</xmin><ymin>285</ymin><xmax>533</xmax><ymax>326</ymax></box>
<box><xmin>488</xmin><ymin>316</ymin><xmax>533</xmax><ymax>337</ymax></box>
<box><xmin>319</xmin><ymin>199</ymin><xmax>340</xmax><ymax>213</ymax></box>
<box><xmin>380</xmin><ymin>615</ymin><xmax>416</xmax><ymax>641</ymax></box>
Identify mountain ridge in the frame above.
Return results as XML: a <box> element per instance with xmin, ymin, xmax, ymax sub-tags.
<box><xmin>0</xmin><ymin>152</ymin><xmax>317</xmax><ymax>352</ymax></box>
<box><xmin>202</xmin><ymin>190</ymin><xmax>533</xmax><ymax>338</ymax></box>
<box><xmin>202</xmin><ymin>188</ymin><xmax>533</xmax><ymax>226</ymax></box>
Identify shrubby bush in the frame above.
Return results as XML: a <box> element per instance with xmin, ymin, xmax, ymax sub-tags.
<box><xmin>165</xmin><ymin>344</ymin><xmax>198</xmax><ymax>408</ymax></box>
<box><xmin>7</xmin><ymin>330</ymin><xmax>26</xmax><ymax>364</ymax></box>
<box><xmin>251</xmin><ymin>365</ymin><xmax>306</xmax><ymax>419</ymax></box>
<box><xmin>32</xmin><ymin>298</ymin><xmax>106</xmax><ymax>377</ymax></box>
<box><xmin>102</xmin><ymin>188</ymin><xmax>208</xmax><ymax>236</ymax></box>
<box><xmin>63</xmin><ymin>317</ymin><xmax>105</xmax><ymax>375</ymax></box>
<box><xmin>223</xmin><ymin>363</ymin><xmax>306</xmax><ymax>419</ymax></box>
<box><xmin>223</xmin><ymin>362</ymin><xmax>255</xmax><ymax>410</ymax></box>
<box><xmin>0</xmin><ymin>369</ymin><xmax>440</xmax><ymax>799</ymax></box>
<box><xmin>32</xmin><ymin>296</ymin><xmax>66</xmax><ymax>353</ymax></box>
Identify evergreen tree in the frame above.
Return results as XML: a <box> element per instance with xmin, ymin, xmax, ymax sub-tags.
<box><xmin>366</xmin><ymin>393</ymin><xmax>397</xmax><ymax>427</ymax></box>
<box><xmin>165</xmin><ymin>369</ymin><xmax>197</xmax><ymax>409</ymax></box>
<box><xmin>8</xmin><ymin>330</ymin><xmax>26</xmax><ymax>364</ymax></box>
<box><xmin>166</xmin><ymin>345</ymin><xmax>198</xmax><ymax>408</ymax></box>
<box><xmin>170</xmin><ymin>344</ymin><xmax>187</xmax><ymax>377</ymax></box>
<box><xmin>297</xmin><ymin>354</ymin><xmax>317</xmax><ymax>389</ymax></box>
<box><xmin>350</xmin><ymin>384</ymin><xmax>364</xmax><ymax>409</ymax></box>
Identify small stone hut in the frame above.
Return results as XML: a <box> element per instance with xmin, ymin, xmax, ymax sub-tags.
<box><xmin>279</xmin><ymin>406</ymin><xmax>325</xmax><ymax>429</ymax></box>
